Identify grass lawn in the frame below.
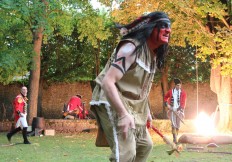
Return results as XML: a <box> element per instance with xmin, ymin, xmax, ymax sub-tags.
<box><xmin>1</xmin><ymin>132</ymin><xmax>232</xmax><ymax>162</ymax></box>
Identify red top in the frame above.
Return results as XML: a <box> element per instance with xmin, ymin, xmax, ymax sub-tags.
<box><xmin>67</xmin><ymin>96</ymin><xmax>83</xmax><ymax>112</ymax></box>
<box><xmin>13</xmin><ymin>94</ymin><xmax>27</xmax><ymax>122</ymax></box>
<box><xmin>164</xmin><ymin>89</ymin><xmax>187</xmax><ymax>109</ymax></box>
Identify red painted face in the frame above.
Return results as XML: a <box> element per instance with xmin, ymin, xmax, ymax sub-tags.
<box><xmin>158</xmin><ymin>27</ymin><xmax>171</xmax><ymax>43</ymax></box>
<box><xmin>149</xmin><ymin>23</ymin><xmax>171</xmax><ymax>46</ymax></box>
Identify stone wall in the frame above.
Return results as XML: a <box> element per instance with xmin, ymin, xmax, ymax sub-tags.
<box><xmin>40</xmin><ymin>82</ymin><xmax>93</xmax><ymax>119</ymax></box>
<box><xmin>0</xmin><ymin>82</ymin><xmax>218</xmax><ymax>120</ymax></box>
<box><xmin>0</xmin><ymin>119</ymin><xmax>97</xmax><ymax>134</ymax></box>
<box><xmin>45</xmin><ymin>119</ymin><xmax>97</xmax><ymax>134</ymax></box>
<box><xmin>0</xmin><ymin>83</ymin><xmax>22</xmax><ymax>120</ymax></box>
<box><xmin>0</xmin><ymin>119</ymin><xmax>195</xmax><ymax>134</ymax></box>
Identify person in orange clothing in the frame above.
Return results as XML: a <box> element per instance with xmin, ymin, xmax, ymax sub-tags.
<box><xmin>7</xmin><ymin>86</ymin><xmax>31</xmax><ymax>144</ymax></box>
<box><xmin>164</xmin><ymin>78</ymin><xmax>187</xmax><ymax>144</ymax></box>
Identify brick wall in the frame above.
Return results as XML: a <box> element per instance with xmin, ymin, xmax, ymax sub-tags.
<box><xmin>0</xmin><ymin>82</ymin><xmax>218</xmax><ymax>120</ymax></box>
<box><xmin>45</xmin><ymin>119</ymin><xmax>97</xmax><ymax>134</ymax></box>
<box><xmin>0</xmin><ymin>119</ymin><xmax>97</xmax><ymax>134</ymax></box>
<box><xmin>0</xmin><ymin>119</ymin><xmax>195</xmax><ymax>134</ymax></box>
<box><xmin>40</xmin><ymin>82</ymin><xmax>93</xmax><ymax>119</ymax></box>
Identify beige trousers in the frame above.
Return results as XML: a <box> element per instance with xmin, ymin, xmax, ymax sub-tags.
<box><xmin>92</xmin><ymin>104</ymin><xmax>153</xmax><ymax>162</ymax></box>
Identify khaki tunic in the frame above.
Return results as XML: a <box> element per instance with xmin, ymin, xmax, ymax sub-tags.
<box><xmin>91</xmin><ymin>38</ymin><xmax>156</xmax><ymax>124</ymax></box>
<box><xmin>90</xmin><ymin>39</ymin><xmax>156</xmax><ymax>162</ymax></box>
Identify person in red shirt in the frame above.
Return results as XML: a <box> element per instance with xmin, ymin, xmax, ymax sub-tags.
<box><xmin>7</xmin><ymin>86</ymin><xmax>31</xmax><ymax>144</ymax></box>
<box><xmin>164</xmin><ymin>78</ymin><xmax>187</xmax><ymax>144</ymax></box>
<box><xmin>67</xmin><ymin>94</ymin><xmax>83</xmax><ymax>112</ymax></box>
<box><xmin>64</xmin><ymin>94</ymin><xmax>88</xmax><ymax>119</ymax></box>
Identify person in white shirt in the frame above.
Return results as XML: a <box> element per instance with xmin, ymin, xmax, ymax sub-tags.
<box><xmin>164</xmin><ymin>78</ymin><xmax>187</xmax><ymax>144</ymax></box>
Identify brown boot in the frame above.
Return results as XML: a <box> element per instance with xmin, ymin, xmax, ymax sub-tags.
<box><xmin>171</xmin><ymin>127</ymin><xmax>178</xmax><ymax>144</ymax></box>
<box><xmin>173</xmin><ymin>133</ymin><xmax>177</xmax><ymax>144</ymax></box>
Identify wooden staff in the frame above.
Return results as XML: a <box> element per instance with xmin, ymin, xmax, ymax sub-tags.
<box><xmin>151</xmin><ymin>125</ymin><xmax>179</xmax><ymax>155</ymax></box>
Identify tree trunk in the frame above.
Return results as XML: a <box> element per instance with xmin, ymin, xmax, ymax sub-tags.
<box><xmin>28</xmin><ymin>28</ymin><xmax>43</xmax><ymax>124</ymax></box>
<box><xmin>161</xmin><ymin>66</ymin><xmax>169</xmax><ymax>118</ymax></box>
<box><xmin>210</xmin><ymin>66</ymin><xmax>232</xmax><ymax>132</ymax></box>
<box><xmin>95</xmin><ymin>39</ymin><xmax>100</xmax><ymax>76</ymax></box>
<box><xmin>161</xmin><ymin>66</ymin><xmax>169</xmax><ymax>95</ymax></box>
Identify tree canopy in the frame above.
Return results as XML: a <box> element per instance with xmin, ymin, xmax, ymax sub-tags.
<box><xmin>0</xmin><ymin>0</ymin><xmax>114</xmax><ymax>84</ymax></box>
<box><xmin>0</xmin><ymin>0</ymin><xmax>231</xmax><ymax>85</ymax></box>
<box><xmin>108</xmin><ymin>0</ymin><xmax>232</xmax><ymax>76</ymax></box>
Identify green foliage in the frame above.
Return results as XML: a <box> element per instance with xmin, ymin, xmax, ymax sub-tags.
<box><xmin>0</xmin><ymin>5</ymin><xmax>32</xmax><ymax>84</ymax></box>
<box><xmin>154</xmin><ymin>45</ymin><xmax>211</xmax><ymax>83</ymax></box>
<box><xmin>0</xmin><ymin>0</ymin><xmax>230</xmax><ymax>84</ymax></box>
<box><xmin>211</xmin><ymin>27</ymin><xmax>232</xmax><ymax>76</ymax></box>
<box><xmin>39</xmin><ymin>2</ymin><xmax>116</xmax><ymax>83</ymax></box>
<box><xmin>41</xmin><ymin>28</ymin><xmax>96</xmax><ymax>82</ymax></box>
<box><xmin>75</xmin><ymin>4</ymin><xmax>113</xmax><ymax>48</ymax></box>
<box><xmin>167</xmin><ymin>45</ymin><xmax>210</xmax><ymax>83</ymax></box>
<box><xmin>107</xmin><ymin>0</ymin><xmax>232</xmax><ymax>77</ymax></box>
<box><xmin>0</xmin><ymin>0</ymin><xmax>115</xmax><ymax>84</ymax></box>
<box><xmin>41</xmin><ymin>24</ymin><xmax>118</xmax><ymax>82</ymax></box>
<box><xmin>1</xmin><ymin>132</ymin><xmax>232</xmax><ymax>162</ymax></box>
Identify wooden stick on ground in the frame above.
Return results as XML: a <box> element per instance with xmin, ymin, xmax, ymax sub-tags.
<box><xmin>151</xmin><ymin>126</ymin><xmax>178</xmax><ymax>155</ymax></box>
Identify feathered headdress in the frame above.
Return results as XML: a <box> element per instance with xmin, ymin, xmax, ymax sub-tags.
<box><xmin>117</xmin><ymin>12</ymin><xmax>171</xmax><ymax>37</ymax></box>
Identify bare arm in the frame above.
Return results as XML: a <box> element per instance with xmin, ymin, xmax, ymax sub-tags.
<box><xmin>102</xmin><ymin>42</ymin><xmax>136</xmax><ymax>139</ymax></box>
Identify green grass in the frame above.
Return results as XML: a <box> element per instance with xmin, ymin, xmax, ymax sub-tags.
<box><xmin>1</xmin><ymin>132</ymin><xmax>232</xmax><ymax>162</ymax></box>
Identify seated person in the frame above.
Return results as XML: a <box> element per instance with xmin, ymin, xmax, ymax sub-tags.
<box><xmin>63</xmin><ymin>94</ymin><xmax>89</xmax><ymax>119</ymax></box>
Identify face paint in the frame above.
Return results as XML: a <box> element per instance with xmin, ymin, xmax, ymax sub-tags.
<box><xmin>148</xmin><ymin>20</ymin><xmax>171</xmax><ymax>47</ymax></box>
<box><xmin>158</xmin><ymin>22</ymin><xmax>171</xmax><ymax>29</ymax></box>
<box><xmin>158</xmin><ymin>26</ymin><xmax>171</xmax><ymax>44</ymax></box>
<box><xmin>157</xmin><ymin>21</ymin><xmax>171</xmax><ymax>43</ymax></box>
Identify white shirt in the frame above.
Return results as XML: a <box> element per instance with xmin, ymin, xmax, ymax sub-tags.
<box><xmin>173</xmin><ymin>88</ymin><xmax>181</xmax><ymax>111</ymax></box>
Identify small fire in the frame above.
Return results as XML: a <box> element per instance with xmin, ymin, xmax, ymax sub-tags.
<box><xmin>194</xmin><ymin>112</ymin><xmax>216</xmax><ymax>136</ymax></box>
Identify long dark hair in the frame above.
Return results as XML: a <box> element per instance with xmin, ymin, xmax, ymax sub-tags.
<box><xmin>116</xmin><ymin>11</ymin><xmax>171</xmax><ymax>69</ymax></box>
